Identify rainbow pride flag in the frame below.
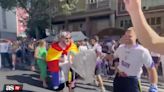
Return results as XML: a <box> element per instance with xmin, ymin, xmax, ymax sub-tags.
<box><xmin>46</xmin><ymin>42</ymin><xmax>78</xmax><ymax>87</ymax></box>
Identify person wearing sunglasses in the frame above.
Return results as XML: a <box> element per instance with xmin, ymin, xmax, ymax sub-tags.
<box><xmin>46</xmin><ymin>31</ymin><xmax>79</xmax><ymax>92</ymax></box>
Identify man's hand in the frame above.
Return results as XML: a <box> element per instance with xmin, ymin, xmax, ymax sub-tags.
<box><xmin>149</xmin><ymin>84</ymin><xmax>158</xmax><ymax>92</ymax></box>
<box><xmin>123</xmin><ymin>0</ymin><xmax>142</xmax><ymax>14</ymax></box>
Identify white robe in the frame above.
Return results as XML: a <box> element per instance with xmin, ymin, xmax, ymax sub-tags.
<box><xmin>71</xmin><ymin>50</ymin><xmax>97</xmax><ymax>83</ymax></box>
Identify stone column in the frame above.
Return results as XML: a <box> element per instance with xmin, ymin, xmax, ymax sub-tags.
<box><xmin>110</xmin><ymin>13</ymin><xmax>115</xmax><ymax>27</ymax></box>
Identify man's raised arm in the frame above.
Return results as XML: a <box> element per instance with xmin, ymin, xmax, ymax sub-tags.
<box><xmin>124</xmin><ymin>0</ymin><xmax>164</xmax><ymax>54</ymax></box>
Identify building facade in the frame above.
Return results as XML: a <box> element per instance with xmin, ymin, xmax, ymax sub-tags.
<box><xmin>116</xmin><ymin>0</ymin><xmax>164</xmax><ymax>35</ymax></box>
<box><xmin>52</xmin><ymin>0</ymin><xmax>116</xmax><ymax>37</ymax></box>
<box><xmin>52</xmin><ymin>0</ymin><xmax>164</xmax><ymax>37</ymax></box>
<box><xmin>0</xmin><ymin>7</ymin><xmax>17</xmax><ymax>40</ymax></box>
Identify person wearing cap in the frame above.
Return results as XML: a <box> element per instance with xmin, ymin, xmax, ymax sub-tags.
<box><xmin>46</xmin><ymin>31</ymin><xmax>79</xmax><ymax>92</ymax></box>
<box><xmin>110</xmin><ymin>27</ymin><xmax>158</xmax><ymax>92</ymax></box>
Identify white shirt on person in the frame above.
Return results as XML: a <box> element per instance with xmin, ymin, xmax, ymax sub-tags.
<box><xmin>114</xmin><ymin>44</ymin><xmax>154</xmax><ymax>78</ymax></box>
<box><xmin>91</xmin><ymin>43</ymin><xmax>103</xmax><ymax>61</ymax></box>
<box><xmin>79</xmin><ymin>45</ymin><xmax>88</xmax><ymax>52</ymax></box>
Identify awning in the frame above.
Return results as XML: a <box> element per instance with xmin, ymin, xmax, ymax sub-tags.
<box><xmin>71</xmin><ymin>31</ymin><xmax>87</xmax><ymax>41</ymax></box>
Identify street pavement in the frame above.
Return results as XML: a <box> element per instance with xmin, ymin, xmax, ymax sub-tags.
<box><xmin>0</xmin><ymin>68</ymin><xmax>164</xmax><ymax>92</ymax></box>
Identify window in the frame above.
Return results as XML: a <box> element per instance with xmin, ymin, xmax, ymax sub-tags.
<box><xmin>156</xmin><ymin>26</ymin><xmax>161</xmax><ymax>31</ymax></box>
<box><xmin>124</xmin><ymin>20</ymin><xmax>128</xmax><ymax>27</ymax></box>
<box><xmin>120</xmin><ymin>1</ymin><xmax>125</xmax><ymax>11</ymax></box>
<box><xmin>146</xmin><ymin>18</ymin><xmax>150</xmax><ymax>24</ymax></box>
<box><xmin>142</xmin><ymin>6</ymin><xmax>148</xmax><ymax>10</ymax></box>
<box><xmin>98</xmin><ymin>0</ymin><xmax>104</xmax><ymax>1</ymax></box>
<box><xmin>128</xmin><ymin>20</ymin><xmax>132</xmax><ymax>27</ymax></box>
<box><xmin>151</xmin><ymin>17</ymin><xmax>155</xmax><ymax>25</ymax></box>
<box><xmin>156</xmin><ymin>17</ymin><xmax>161</xmax><ymax>25</ymax></box>
<box><xmin>90</xmin><ymin>0</ymin><xmax>93</xmax><ymax>3</ymax></box>
<box><xmin>121</xmin><ymin>4</ymin><xmax>125</xmax><ymax>11</ymax></box>
<box><xmin>79</xmin><ymin>24</ymin><xmax>83</xmax><ymax>31</ymax></box>
<box><xmin>2</xmin><ymin>9</ymin><xmax>7</xmax><ymax>29</ymax></box>
<box><xmin>80</xmin><ymin>24</ymin><xmax>83</xmax><ymax>28</ymax></box>
<box><xmin>62</xmin><ymin>25</ymin><xmax>65</xmax><ymax>29</ymax></box>
<box><xmin>120</xmin><ymin>20</ymin><xmax>124</xmax><ymax>27</ymax></box>
<box><xmin>88</xmin><ymin>0</ymin><xmax>97</xmax><ymax>4</ymax></box>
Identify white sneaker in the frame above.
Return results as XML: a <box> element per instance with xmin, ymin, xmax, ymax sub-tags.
<box><xmin>53</xmin><ymin>86</ymin><xmax>59</xmax><ymax>90</ymax></box>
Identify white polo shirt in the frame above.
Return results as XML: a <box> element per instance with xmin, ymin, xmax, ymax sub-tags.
<box><xmin>114</xmin><ymin>44</ymin><xmax>154</xmax><ymax>77</ymax></box>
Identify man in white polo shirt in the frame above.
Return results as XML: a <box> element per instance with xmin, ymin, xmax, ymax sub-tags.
<box><xmin>112</xmin><ymin>27</ymin><xmax>158</xmax><ymax>92</ymax></box>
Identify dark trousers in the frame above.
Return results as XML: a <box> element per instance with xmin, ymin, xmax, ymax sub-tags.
<box><xmin>1</xmin><ymin>53</ymin><xmax>12</xmax><ymax>68</ymax></box>
<box><xmin>26</xmin><ymin>54</ymin><xmax>35</xmax><ymax>66</ymax></box>
<box><xmin>113</xmin><ymin>74</ymin><xmax>142</xmax><ymax>92</ymax></box>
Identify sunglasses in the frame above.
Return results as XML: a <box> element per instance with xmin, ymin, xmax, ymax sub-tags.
<box><xmin>64</xmin><ymin>37</ymin><xmax>72</xmax><ymax>40</ymax></box>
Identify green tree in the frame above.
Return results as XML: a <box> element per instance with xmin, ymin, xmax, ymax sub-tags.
<box><xmin>0</xmin><ymin>0</ymin><xmax>78</xmax><ymax>39</ymax></box>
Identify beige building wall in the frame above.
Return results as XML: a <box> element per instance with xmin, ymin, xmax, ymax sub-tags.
<box><xmin>0</xmin><ymin>7</ymin><xmax>16</xmax><ymax>39</ymax></box>
<box><xmin>53</xmin><ymin>0</ymin><xmax>116</xmax><ymax>36</ymax></box>
<box><xmin>142</xmin><ymin>0</ymin><xmax>164</xmax><ymax>8</ymax></box>
<box><xmin>145</xmin><ymin>11</ymin><xmax>164</xmax><ymax>34</ymax></box>
<box><xmin>53</xmin><ymin>0</ymin><xmax>164</xmax><ymax>36</ymax></box>
<box><xmin>116</xmin><ymin>10</ymin><xmax>164</xmax><ymax>35</ymax></box>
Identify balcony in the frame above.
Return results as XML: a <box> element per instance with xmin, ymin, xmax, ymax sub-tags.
<box><xmin>87</xmin><ymin>0</ymin><xmax>112</xmax><ymax>10</ymax></box>
<box><xmin>97</xmin><ymin>0</ymin><xmax>111</xmax><ymax>9</ymax></box>
<box><xmin>87</xmin><ymin>3</ymin><xmax>97</xmax><ymax>10</ymax></box>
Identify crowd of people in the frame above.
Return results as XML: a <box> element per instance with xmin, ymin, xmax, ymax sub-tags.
<box><xmin>0</xmin><ymin>38</ymin><xmax>36</xmax><ymax>71</ymax></box>
<box><xmin>1</xmin><ymin>0</ymin><xmax>164</xmax><ymax>92</ymax></box>
<box><xmin>0</xmin><ymin>29</ymin><xmax>163</xmax><ymax>92</ymax></box>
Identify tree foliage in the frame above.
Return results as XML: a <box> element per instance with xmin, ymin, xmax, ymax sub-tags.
<box><xmin>0</xmin><ymin>0</ymin><xmax>78</xmax><ymax>39</ymax></box>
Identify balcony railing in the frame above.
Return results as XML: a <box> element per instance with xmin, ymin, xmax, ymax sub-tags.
<box><xmin>97</xmin><ymin>0</ymin><xmax>111</xmax><ymax>8</ymax></box>
<box><xmin>87</xmin><ymin>3</ymin><xmax>97</xmax><ymax>10</ymax></box>
<box><xmin>87</xmin><ymin>0</ymin><xmax>111</xmax><ymax>10</ymax></box>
